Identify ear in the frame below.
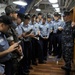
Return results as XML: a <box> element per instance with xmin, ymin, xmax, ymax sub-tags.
<box><xmin>10</xmin><ymin>13</ymin><xmax>13</xmax><ymax>17</ymax></box>
<box><xmin>0</xmin><ymin>23</ymin><xmax>4</xmax><ymax>30</ymax></box>
<box><xmin>0</xmin><ymin>23</ymin><xmax>4</xmax><ymax>27</ymax></box>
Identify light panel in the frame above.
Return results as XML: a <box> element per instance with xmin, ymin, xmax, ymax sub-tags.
<box><xmin>13</xmin><ymin>1</ymin><xmax>27</xmax><ymax>6</ymax></box>
<box><xmin>36</xmin><ymin>8</ymin><xmax>41</xmax><ymax>11</ymax></box>
<box><xmin>52</xmin><ymin>4</ymin><xmax>59</xmax><ymax>8</ymax></box>
<box><xmin>55</xmin><ymin>8</ymin><xmax>60</xmax><ymax>12</ymax></box>
<box><xmin>49</xmin><ymin>0</ymin><xmax>58</xmax><ymax>3</ymax></box>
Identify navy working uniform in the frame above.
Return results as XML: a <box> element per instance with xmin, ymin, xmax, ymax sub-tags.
<box><xmin>61</xmin><ymin>11</ymin><xmax>75</xmax><ymax>71</ymax></box>
<box><xmin>62</xmin><ymin>21</ymin><xmax>74</xmax><ymax>70</ymax></box>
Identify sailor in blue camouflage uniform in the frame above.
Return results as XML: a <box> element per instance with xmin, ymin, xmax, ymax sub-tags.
<box><xmin>39</xmin><ymin>17</ymin><xmax>50</xmax><ymax>61</ymax></box>
<box><xmin>61</xmin><ymin>11</ymin><xmax>75</xmax><ymax>74</ymax></box>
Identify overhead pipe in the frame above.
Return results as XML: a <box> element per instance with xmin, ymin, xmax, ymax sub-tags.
<box><xmin>64</xmin><ymin>0</ymin><xmax>69</xmax><ymax>8</ymax></box>
<box><xmin>34</xmin><ymin>0</ymin><xmax>42</xmax><ymax>6</ymax></box>
<box><xmin>67</xmin><ymin>0</ymin><xmax>72</xmax><ymax>8</ymax></box>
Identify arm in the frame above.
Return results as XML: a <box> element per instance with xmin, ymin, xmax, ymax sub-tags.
<box><xmin>0</xmin><ymin>43</ymin><xmax>18</xmax><ymax>57</ymax></box>
<box><xmin>72</xmin><ymin>22</ymin><xmax>75</xmax><ymax>38</ymax></box>
<box><xmin>46</xmin><ymin>27</ymin><xmax>50</xmax><ymax>39</ymax></box>
<box><xmin>58</xmin><ymin>21</ymin><xmax>65</xmax><ymax>31</ymax></box>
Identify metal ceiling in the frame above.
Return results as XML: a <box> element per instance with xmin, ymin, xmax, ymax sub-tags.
<box><xmin>0</xmin><ymin>0</ymin><xmax>75</xmax><ymax>14</ymax></box>
<box><xmin>28</xmin><ymin>0</ymin><xmax>75</xmax><ymax>14</ymax></box>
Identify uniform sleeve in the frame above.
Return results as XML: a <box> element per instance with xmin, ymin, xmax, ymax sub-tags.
<box><xmin>0</xmin><ymin>64</ymin><xmax>5</xmax><ymax>74</ymax></box>
<box><xmin>72</xmin><ymin>26</ymin><xmax>75</xmax><ymax>38</ymax></box>
<box><xmin>60</xmin><ymin>21</ymin><xmax>65</xmax><ymax>28</ymax></box>
<box><xmin>6</xmin><ymin>29</ymin><xmax>14</xmax><ymax>41</ymax></box>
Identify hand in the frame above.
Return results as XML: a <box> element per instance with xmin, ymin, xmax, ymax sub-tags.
<box><xmin>43</xmin><ymin>37</ymin><xmax>48</xmax><ymax>39</ymax></box>
<box><xmin>9</xmin><ymin>41</ymin><xmax>15</xmax><ymax>45</ymax></box>
<box><xmin>7</xmin><ymin>43</ymin><xmax>19</xmax><ymax>53</ymax></box>
<box><xmin>29</xmin><ymin>33</ymin><xmax>35</xmax><ymax>38</ymax></box>
<box><xmin>22</xmin><ymin>33</ymin><xmax>26</xmax><ymax>37</ymax></box>
<box><xmin>58</xmin><ymin>27</ymin><xmax>63</xmax><ymax>31</ymax></box>
<box><xmin>71</xmin><ymin>22</ymin><xmax>75</xmax><ymax>27</ymax></box>
<box><xmin>16</xmin><ymin>45</ymin><xmax>23</xmax><ymax>56</ymax></box>
<box><xmin>50</xmin><ymin>30</ymin><xmax>53</xmax><ymax>32</ymax></box>
<box><xmin>38</xmin><ymin>31</ymin><xmax>40</xmax><ymax>35</ymax></box>
<box><xmin>18</xmin><ymin>35</ymin><xmax>22</xmax><ymax>39</ymax></box>
<box><xmin>45</xmin><ymin>37</ymin><xmax>48</xmax><ymax>39</ymax></box>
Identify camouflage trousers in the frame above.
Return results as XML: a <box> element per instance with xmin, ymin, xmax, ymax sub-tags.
<box><xmin>62</xmin><ymin>44</ymin><xmax>73</xmax><ymax>67</ymax></box>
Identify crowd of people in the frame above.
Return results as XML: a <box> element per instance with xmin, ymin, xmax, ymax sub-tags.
<box><xmin>0</xmin><ymin>5</ymin><xmax>75</xmax><ymax>75</ymax></box>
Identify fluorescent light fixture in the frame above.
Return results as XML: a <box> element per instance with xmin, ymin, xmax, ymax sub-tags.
<box><xmin>55</xmin><ymin>8</ymin><xmax>60</xmax><ymax>12</ymax></box>
<box><xmin>13</xmin><ymin>1</ymin><xmax>27</xmax><ymax>6</ymax></box>
<box><xmin>36</xmin><ymin>8</ymin><xmax>41</xmax><ymax>11</ymax></box>
<box><xmin>49</xmin><ymin>0</ymin><xmax>58</xmax><ymax>3</ymax></box>
<box><xmin>52</xmin><ymin>4</ymin><xmax>59</xmax><ymax>8</ymax></box>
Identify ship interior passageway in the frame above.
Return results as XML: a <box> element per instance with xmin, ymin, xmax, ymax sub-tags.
<box><xmin>0</xmin><ymin>0</ymin><xmax>75</xmax><ymax>75</ymax></box>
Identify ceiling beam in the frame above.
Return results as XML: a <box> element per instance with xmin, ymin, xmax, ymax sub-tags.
<box><xmin>34</xmin><ymin>0</ymin><xmax>42</xmax><ymax>6</ymax></box>
<box><xmin>67</xmin><ymin>0</ymin><xmax>72</xmax><ymax>8</ymax></box>
<box><xmin>41</xmin><ymin>9</ymin><xmax>54</xmax><ymax>13</ymax></box>
<box><xmin>39</xmin><ymin>1</ymin><xmax>51</xmax><ymax>5</ymax></box>
<box><xmin>25</xmin><ymin>0</ymin><xmax>36</xmax><ymax>13</ymax></box>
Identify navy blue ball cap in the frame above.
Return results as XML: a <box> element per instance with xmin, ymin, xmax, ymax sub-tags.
<box><xmin>47</xmin><ymin>15</ymin><xmax>52</xmax><ymax>18</ymax></box>
<box><xmin>24</xmin><ymin>15</ymin><xmax>30</xmax><ymax>20</ymax></box>
<box><xmin>17</xmin><ymin>13</ymin><xmax>25</xmax><ymax>20</ymax></box>
<box><xmin>54</xmin><ymin>12</ymin><xmax>59</xmax><ymax>16</ymax></box>
<box><xmin>0</xmin><ymin>15</ymin><xmax>13</xmax><ymax>26</ymax></box>
<box><xmin>5</xmin><ymin>5</ymin><xmax>18</xmax><ymax>14</ymax></box>
<box><xmin>63</xmin><ymin>11</ymin><xmax>70</xmax><ymax>17</ymax></box>
<box><xmin>38</xmin><ymin>12</ymin><xmax>42</xmax><ymax>15</ymax></box>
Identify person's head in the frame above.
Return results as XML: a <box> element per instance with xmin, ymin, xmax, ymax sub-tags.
<box><xmin>24</xmin><ymin>15</ymin><xmax>30</xmax><ymax>25</ymax></box>
<box><xmin>42</xmin><ymin>17</ymin><xmax>46</xmax><ymax>24</ymax></box>
<box><xmin>36</xmin><ymin>17</ymin><xmax>39</xmax><ymax>23</ymax></box>
<box><xmin>47</xmin><ymin>15</ymin><xmax>52</xmax><ymax>22</ymax></box>
<box><xmin>63</xmin><ymin>11</ymin><xmax>71</xmax><ymax>22</ymax></box>
<box><xmin>5</xmin><ymin>5</ymin><xmax>17</xmax><ymax>20</ymax></box>
<box><xmin>58</xmin><ymin>14</ymin><xmax>61</xmax><ymax>19</ymax></box>
<box><xmin>17</xmin><ymin>13</ymin><xmax>24</xmax><ymax>25</ymax></box>
<box><xmin>38</xmin><ymin>13</ymin><xmax>42</xmax><ymax>20</ymax></box>
<box><xmin>53</xmin><ymin>12</ymin><xmax>59</xmax><ymax>21</ymax></box>
<box><xmin>31</xmin><ymin>15</ymin><xmax>36</xmax><ymax>22</ymax></box>
<box><xmin>0</xmin><ymin>15</ymin><xmax>13</xmax><ymax>33</ymax></box>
